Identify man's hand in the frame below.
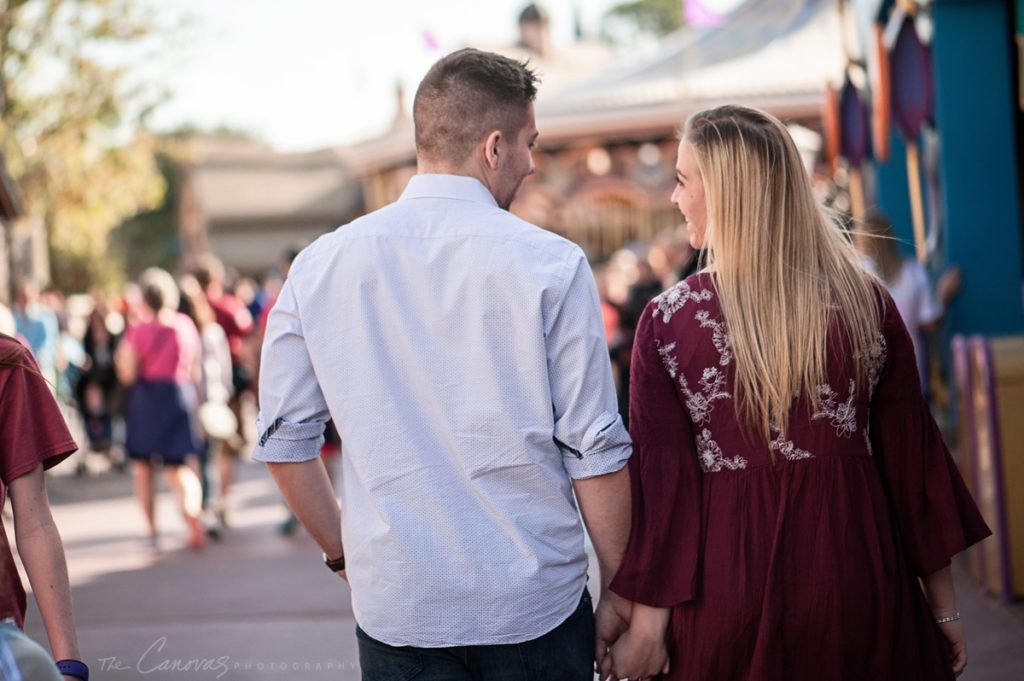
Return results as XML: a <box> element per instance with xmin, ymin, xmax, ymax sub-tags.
<box><xmin>595</xmin><ymin>589</ymin><xmax>632</xmax><ymax>681</ymax></box>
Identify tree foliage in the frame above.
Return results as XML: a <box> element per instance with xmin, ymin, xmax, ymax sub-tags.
<box><xmin>604</xmin><ymin>0</ymin><xmax>685</xmax><ymax>39</ymax></box>
<box><xmin>107</xmin><ymin>147</ymin><xmax>179</xmax><ymax>281</ymax></box>
<box><xmin>0</xmin><ymin>0</ymin><xmax>176</xmax><ymax>291</ymax></box>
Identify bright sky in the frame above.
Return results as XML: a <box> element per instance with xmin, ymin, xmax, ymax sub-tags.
<box><xmin>145</xmin><ymin>0</ymin><xmax>744</xmax><ymax>151</ymax></box>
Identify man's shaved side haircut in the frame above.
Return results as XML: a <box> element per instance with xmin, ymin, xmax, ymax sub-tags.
<box><xmin>414</xmin><ymin>48</ymin><xmax>539</xmax><ymax>166</ymax></box>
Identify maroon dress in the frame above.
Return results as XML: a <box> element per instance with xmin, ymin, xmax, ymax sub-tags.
<box><xmin>609</xmin><ymin>273</ymin><xmax>990</xmax><ymax>681</ymax></box>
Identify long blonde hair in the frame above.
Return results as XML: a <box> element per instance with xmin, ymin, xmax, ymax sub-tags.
<box><xmin>685</xmin><ymin>105</ymin><xmax>882</xmax><ymax>443</ymax></box>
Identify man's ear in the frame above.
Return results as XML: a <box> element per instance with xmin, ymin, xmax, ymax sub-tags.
<box><xmin>483</xmin><ymin>130</ymin><xmax>503</xmax><ymax>171</ymax></box>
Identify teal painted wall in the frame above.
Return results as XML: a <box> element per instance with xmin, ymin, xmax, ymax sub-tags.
<box><xmin>871</xmin><ymin>0</ymin><xmax>1023</xmax><ymax>335</ymax></box>
<box><xmin>930</xmin><ymin>0</ymin><xmax>1023</xmax><ymax>335</ymax></box>
<box><xmin>873</xmin><ymin>134</ymin><xmax>916</xmax><ymax>258</ymax></box>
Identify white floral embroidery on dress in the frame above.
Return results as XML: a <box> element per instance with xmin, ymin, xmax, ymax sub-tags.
<box><xmin>769</xmin><ymin>423</ymin><xmax>813</xmax><ymax>461</ymax></box>
<box><xmin>698</xmin><ymin>367</ymin><xmax>729</xmax><ymax>397</ymax></box>
<box><xmin>770</xmin><ymin>421</ymin><xmax>811</xmax><ymax>458</ymax></box>
<box><xmin>652</xmin><ymin>280</ymin><xmax>713</xmax><ymax>324</ymax></box>
<box><xmin>695</xmin><ymin>309</ymin><xmax>732</xmax><ymax>366</ymax></box>
<box><xmin>856</xmin><ymin>332</ymin><xmax>886</xmax><ymax>455</ymax></box>
<box><xmin>770</xmin><ymin>434</ymin><xmax>814</xmax><ymax>461</ymax></box>
<box><xmin>813</xmin><ymin>379</ymin><xmax>858</xmax><ymax>438</ymax></box>
<box><xmin>864</xmin><ymin>333</ymin><xmax>887</xmax><ymax>395</ymax></box>
<box><xmin>697</xmin><ymin>428</ymin><xmax>747</xmax><ymax>473</ymax></box>
<box><xmin>680</xmin><ymin>367</ymin><xmax>730</xmax><ymax>425</ymax></box>
<box><xmin>656</xmin><ymin>340</ymin><xmax>679</xmax><ymax>379</ymax></box>
<box><xmin>669</xmin><ymin>301</ymin><xmax>733</xmax><ymax>425</ymax></box>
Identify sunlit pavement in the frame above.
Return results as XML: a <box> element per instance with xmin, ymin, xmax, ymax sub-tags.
<box><xmin>21</xmin><ymin>459</ymin><xmax>361</xmax><ymax>680</ymax></box>
<box><xmin>16</xmin><ymin>456</ymin><xmax>1024</xmax><ymax>681</ymax></box>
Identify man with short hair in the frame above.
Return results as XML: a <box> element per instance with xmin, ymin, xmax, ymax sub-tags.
<box><xmin>255</xmin><ymin>48</ymin><xmax>633</xmax><ymax>679</ymax></box>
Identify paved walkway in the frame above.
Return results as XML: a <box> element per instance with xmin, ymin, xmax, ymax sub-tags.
<box><xmin>15</xmin><ymin>456</ymin><xmax>1024</xmax><ymax>680</ymax></box>
<box><xmin>20</xmin><ymin>460</ymin><xmax>362</xmax><ymax>680</ymax></box>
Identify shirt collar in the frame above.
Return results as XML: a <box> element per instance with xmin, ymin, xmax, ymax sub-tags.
<box><xmin>399</xmin><ymin>173</ymin><xmax>499</xmax><ymax>208</ymax></box>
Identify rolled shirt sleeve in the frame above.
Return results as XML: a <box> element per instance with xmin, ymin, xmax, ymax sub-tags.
<box><xmin>253</xmin><ymin>276</ymin><xmax>331</xmax><ymax>463</ymax></box>
<box><xmin>545</xmin><ymin>248</ymin><xmax>632</xmax><ymax>479</ymax></box>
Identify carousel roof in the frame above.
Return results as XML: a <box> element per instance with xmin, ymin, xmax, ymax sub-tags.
<box><xmin>537</xmin><ymin>0</ymin><xmax>843</xmax><ymax>142</ymax></box>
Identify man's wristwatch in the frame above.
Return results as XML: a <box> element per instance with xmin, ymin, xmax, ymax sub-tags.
<box><xmin>323</xmin><ymin>551</ymin><xmax>346</xmax><ymax>572</ymax></box>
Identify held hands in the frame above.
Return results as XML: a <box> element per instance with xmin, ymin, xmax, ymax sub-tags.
<box><xmin>595</xmin><ymin>593</ymin><xmax>670</xmax><ymax>681</ymax></box>
<box><xmin>608</xmin><ymin>628</ymin><xmax>670</xmax><ymax>680</ymax></box>
<box><xmin>598</xmin><ymin>594</ymin><xmax>967</xmax><ymax>680</ymax></box>
<box><xmin>608</xmin><ymin>603</ymin><xmax>670</xmax><ymax>680</ymax></box>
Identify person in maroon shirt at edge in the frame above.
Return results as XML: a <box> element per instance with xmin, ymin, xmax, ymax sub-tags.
<box><xmin>598</xmin><ymin>106</ymin><xmax>990</xmax><ymax>681</ymax></box>
<box><xmin>0</xmin><ymin>334</ymin><xmax>87</xmax><ymax>681</ymax></box>
<box><xmin>193</xmin><ymin>254</ymin><xmax>253</xmax><ymax>527</ymax></box>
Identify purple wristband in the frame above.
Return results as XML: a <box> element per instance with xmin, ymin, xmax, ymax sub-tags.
<box><xmin>56</xmin><ymin>659</ymin><xmax>89</xmax><ymax>681</ymax></box>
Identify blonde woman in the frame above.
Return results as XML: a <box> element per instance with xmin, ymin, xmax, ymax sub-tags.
<box><xmin>602</xmin><ymin>106</ymin><xmax>989</xmax><ymax>681</ymax></box>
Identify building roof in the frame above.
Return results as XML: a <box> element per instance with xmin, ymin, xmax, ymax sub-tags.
<box><xmin>187</xmin><ymin>137</ymin><xmax>362</xmax><ymax>227</ymax></box>
<box><xmin>340</xmin><ymin>116</ymin><xmax>416</xmax><ymax>177</ymax></box>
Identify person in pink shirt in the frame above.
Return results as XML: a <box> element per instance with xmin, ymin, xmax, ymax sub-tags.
<box><xmin>115</xmin><ymin>268</ymin><xmax>205</xmax><ymax>550</ymax></box>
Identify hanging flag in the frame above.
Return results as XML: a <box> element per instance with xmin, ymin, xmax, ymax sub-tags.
<box><xmin>422</xmin><ymin>30</ymin><xmax>440</xmax><ymax>51</ymax></box>
<box><xmin>685</xmin><ymin>0</ymin><xmax>726</xmax><ymax>28</ymax></box>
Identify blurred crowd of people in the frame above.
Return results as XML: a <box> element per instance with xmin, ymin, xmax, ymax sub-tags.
<box><xmin>0</xmin><ymin>249</ymin><xmax>300</xmax><ymax>549</ymax></box>
<box><xmin>595</xmin><ymin>225</ymin><xmax>701</xmax><ymax>428</ymax></box>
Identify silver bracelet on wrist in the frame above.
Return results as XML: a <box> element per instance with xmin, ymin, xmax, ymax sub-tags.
<box><xmin>934</xmin><ymin>612</ymin><xmax>960</xmax><ymax>624</ymax></box>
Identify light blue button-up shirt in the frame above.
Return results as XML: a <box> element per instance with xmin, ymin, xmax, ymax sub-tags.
<box><xmin>254</xmin><ymin>173</ymin><xmax>631</xmax><ymax>647</ymax></box>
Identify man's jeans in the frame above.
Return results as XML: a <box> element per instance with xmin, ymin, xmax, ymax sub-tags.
<box><xmin>0</xmin><ymin>618</ymin><xmax>61</xmax><ymax>681</ymax></box>
<box><xmin>356</xmin><ymin>589</ymin><xmax>595</xmax><ymax>681</ymax></box>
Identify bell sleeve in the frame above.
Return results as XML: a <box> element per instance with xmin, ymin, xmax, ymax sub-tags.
<box><xmin>609</xmin><ymin>304</ymin><xmax>703</xmax><ymax>606</ymax></box>
<box><xmin>869</xmin><ymin>294</ymin><xmax>991</xmax><ymax>577</ymax></box>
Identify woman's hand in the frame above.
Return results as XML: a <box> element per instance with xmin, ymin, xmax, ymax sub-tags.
<box><xmin>922</xmin><ymin>567</ymin><xmax>966</xmax><ymax>677</ymax></box>
<box><xmin>937</xmin><ymin>617</ymin><xmax>967</xmax><ymax>677</ymax></box>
